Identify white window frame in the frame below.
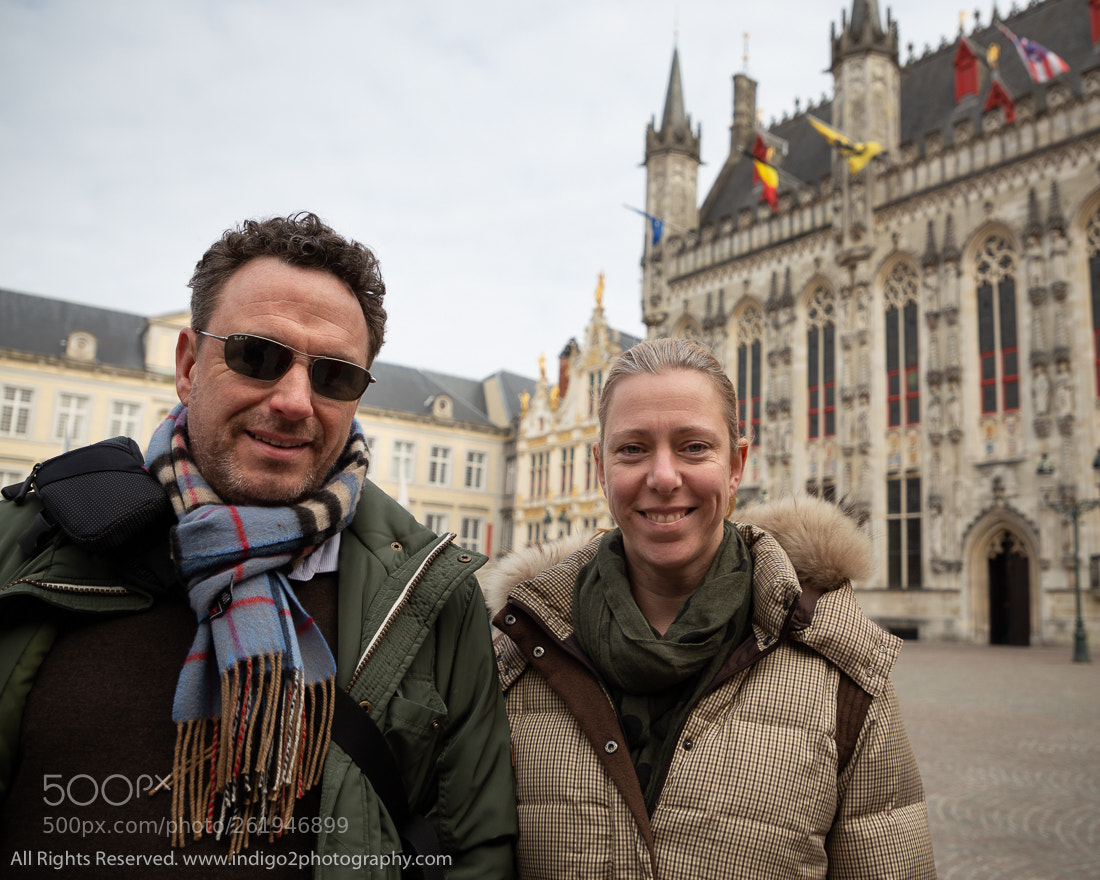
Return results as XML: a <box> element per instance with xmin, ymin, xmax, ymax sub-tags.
<box><xmin>460</xmin><ymin>516</ymin><xmax>483</xmax><ymax>552</ymax></box>
<box><xmin>392</xmin><ymin>440</ymin><xmax>415</xmax><ymax>482</ymax></box>
<box><xmin>107</xmin><ymin>399</ymin><xmax>143</xmax><ymax>438</ymax></box>
<box><xmin>464</xmin><ymin>451</ymin><xmax>486</xmax><ymax>490</ymax></box>
<box><xmin>53</xmin><ymin>392</ymin><xmax>90</xmax><ymax>446</ymax></box>
<box><xmin>0</xmin><ymin>384</ymin><xmax>34</xmax><ymax>438</ymax></box>
<box><xmin>428</xmin><ymin>445</ymin><xmax>451</xmax><ymax>486</ymax></box>
<box><xmin>425</xmin><ymin>512</ymin><xmax>449</xmax><ymax>535</ymax></box>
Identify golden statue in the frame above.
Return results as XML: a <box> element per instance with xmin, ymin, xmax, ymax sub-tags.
<box><xmin>550</xmin><ymin>386</ymin><xmax>560</xmax><ymax>409</ymax></box>
<box><xmin>538</xmin><ymin>353</ymin><xmax>546</xmax><ymax>380</ymax></box>
<box><xmin>519</xmin><ymin>389</ymin><xmax>530</xmax><ymax>414</ymax></box>
<box><xmin>595</xmin><ymin>272</ymin><xmax>605</xmax><ymax>310</ymax></box>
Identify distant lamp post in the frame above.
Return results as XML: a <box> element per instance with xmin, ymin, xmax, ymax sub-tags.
<box><xmin>1037</xmin><ymin>449</ymin><xmax>1100</xmax><ymax>663</ymax></box>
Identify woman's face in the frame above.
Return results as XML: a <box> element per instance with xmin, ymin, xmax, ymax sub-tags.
<box><xmin>594</xmin><ymin>368</ymin><xmax>747</xmax><ymax>596</ymax></box>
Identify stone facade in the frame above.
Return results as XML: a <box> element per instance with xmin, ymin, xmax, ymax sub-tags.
<box><xmin>512</xmin><ymin>277</ymin><xmax>640</xmax><ymax>546</ymax></box>
<box><xmin>640</xmin><ymin>0</ymin><xmax>1100</xmax><ymax>647</ymax></box>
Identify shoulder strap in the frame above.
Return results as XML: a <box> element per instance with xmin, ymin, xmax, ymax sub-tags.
<box><xmin>835</xmin><ymin>671</ymin><xmax>873</xmax><ymax>773</ymax></box>
<box><xmin>330</xmin><ymin>688</ymin><xmax>443</xmax><ymax>880</ymax></box>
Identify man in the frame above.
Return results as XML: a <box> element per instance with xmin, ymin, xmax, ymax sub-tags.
<box><xmin>0</xmin><ymin>213</ymin><xmax>517</xmax><ymax>878</ymax></box>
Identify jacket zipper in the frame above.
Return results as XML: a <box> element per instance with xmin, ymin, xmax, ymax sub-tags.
<box><xmin>3</xmin><ymin>577</ymin><xmax>133</xmax><ymax>597</ymax></box>
<box><xmin>346</xmin><ymin>532</ymin><xmax>456</xmax><ymax>691</ymax></box>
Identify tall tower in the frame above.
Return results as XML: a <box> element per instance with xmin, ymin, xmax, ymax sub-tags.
<box><xmin>642</xmin><ymin>47</ymin><xmax>701</xmax><ymax>333</ymax></box>
<box><xmin>830</xmin><ymin>0</ymin><xmax>900</xmax><ymax>156</ymax></box>
<box><xmin>644</xmin><ymin>47</ymin><xmax>701</xmax><ymax>252</ymax></box>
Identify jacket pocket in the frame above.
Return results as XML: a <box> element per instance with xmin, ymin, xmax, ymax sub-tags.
<box><xmin>381</xmin><ymin>675</ymin><xmax>448</xmax><ymax>809</ymax></box>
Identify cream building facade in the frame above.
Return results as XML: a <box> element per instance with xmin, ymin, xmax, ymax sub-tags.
<box><xmin>638</xmin><ymin>0</ymin><xmax>1100</xmax><ymax>647</ymax></box>
<box><xmin>512</xmin><ymin>279</ymin><xmax>640</xmax><ymax>547</ymax></box>
<box><xmin>0</xmin><ymin>290</ymin><xmax>533</xmax><ymax>558</ymax></box>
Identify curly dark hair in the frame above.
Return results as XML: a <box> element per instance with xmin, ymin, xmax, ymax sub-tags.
<box><xmin>188</xmin><ymin>212</ymin><xmax>387</xmax><ymax>362</ymax></box>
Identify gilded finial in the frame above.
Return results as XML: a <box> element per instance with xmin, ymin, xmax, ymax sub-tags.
<box><xmin>987</xmin><ymin>43</ymin><xmax>1000</xmax><ymax>71</ymax></box>
<box><xmin>595</xmin><ymin>272</ymin><xmax>605</xmax><ymax>310</ymax></box>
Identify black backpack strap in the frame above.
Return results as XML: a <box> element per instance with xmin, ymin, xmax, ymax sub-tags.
<box><xmin>330</xmin><ymin>688</ymin><xmax>444</xmax><ymax>880</ymax></box>
<box><xmin>835</xmin><ymin>671</ymin><xmax>873</xmax><ymax>774</ymax></box>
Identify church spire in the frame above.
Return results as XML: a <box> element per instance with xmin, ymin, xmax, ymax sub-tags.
<box><xmin>647</xmin><ymin>47</ymin><xmax>701</xmax><ymax>159</ymax></box>
<box><xmin>661</xmin><ymin>48</ymin><xmax>690</xmax><ymax>137</ymax></box>
<box><xmin>832</xmin><ymin>0</ymin><xmax>898</xmax><ymax>64</ymax></box>
<box><xmin>643</xmin><ymin>43</ymin><xmax>701</xmax><ymax>236</ymax></box>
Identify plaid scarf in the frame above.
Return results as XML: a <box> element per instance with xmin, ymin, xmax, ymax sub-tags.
<box><xmin>145</xmin><ymin>403</ymin><xmax>368</xmax><ymax>853</ymax></box>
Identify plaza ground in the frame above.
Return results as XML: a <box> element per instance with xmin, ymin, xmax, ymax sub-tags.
<box><xmin>892</xmin><ymin>641</ymin><xmax>1100</xmax><ymax>879</ymax></box>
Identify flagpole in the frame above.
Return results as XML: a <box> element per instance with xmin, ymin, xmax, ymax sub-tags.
<box><xmin>622</xmin><ymin>205</ymin><xmax>698</xmax><ymax>242</ymax></box>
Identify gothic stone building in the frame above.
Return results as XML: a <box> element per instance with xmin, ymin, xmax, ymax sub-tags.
<box><xmin>641</xmin><ymin>0</ymin><xmax>1100</xmax><ymax>646</ymax></box>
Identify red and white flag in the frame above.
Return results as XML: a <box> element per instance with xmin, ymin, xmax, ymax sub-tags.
<box><xmin>997</xmin><ymin>23</ymin><xmax>1069</xmax><ymax>84</ymax></box>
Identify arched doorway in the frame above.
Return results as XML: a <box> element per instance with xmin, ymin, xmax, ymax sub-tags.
<box><xmin>988</xmin><ymin>529</ymin><xmax>1030</xmax><ymax>645</ymax></box>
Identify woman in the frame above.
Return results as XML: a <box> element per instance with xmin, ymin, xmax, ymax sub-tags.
<box><xmin>481</xmin><ymin>337</ymin><xmax>934</xmax><ymax>879</ymax></box>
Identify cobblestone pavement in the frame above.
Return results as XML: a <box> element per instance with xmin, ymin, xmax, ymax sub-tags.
<box><xmin>892</xmin><ymin>642</ymin><xmax>1100</xmax><ymax>879</ymax></box>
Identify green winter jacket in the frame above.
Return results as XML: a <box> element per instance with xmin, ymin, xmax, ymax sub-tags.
<box><xmin>0</xmin><ymin>480</ymin><xmax>517</xmax><ymax>879</ymax></box>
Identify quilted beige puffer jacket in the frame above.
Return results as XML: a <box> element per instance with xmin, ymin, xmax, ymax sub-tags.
<box><xmin>480</xmin><ymin>495</ymin><xmax>936</xmax><ymax>880</ymax></box>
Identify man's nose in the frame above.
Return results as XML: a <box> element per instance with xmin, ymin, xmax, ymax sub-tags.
<box><xmin>268</xmin><ymin>359</ymin><xmax>315</xmax><ymax>420</ymax></box>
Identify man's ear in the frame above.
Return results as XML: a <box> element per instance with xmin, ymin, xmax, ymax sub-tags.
<box><xmin>175</xmin><ymin>329</ymin><xmax>199</xmax><ymax>406</ymax></box>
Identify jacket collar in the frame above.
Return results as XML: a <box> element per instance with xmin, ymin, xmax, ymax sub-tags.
<box><xmin>484</xmin><ymin>494</ymin><xmax>898</xmax><ymax>697</ymax></box>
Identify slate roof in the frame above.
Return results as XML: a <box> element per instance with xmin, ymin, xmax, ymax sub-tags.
<box><xmin>700</xmin><ymin>0</ymin><xmax>1092</xmax><ymax>227</ymax></box>
<box><xmin>366</xmin><ymin>361</ymin><xmax>535</xmax><ymax>428</ymax></box>
<box><xmin>612</xmin><ymin>328</ymin><xmax>644</xmax><ymax>352</ymax></box>
<box><xmin>0</xmin><ymin>287</ymin><xmax>536</xmax><ymax>427</ymax></box>
<box><xmin>0</xmin><ymin>287</ymin><xmax>149</xmax><ymax>371</ymax></box>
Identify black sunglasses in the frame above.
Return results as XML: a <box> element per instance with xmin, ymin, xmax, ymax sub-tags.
<box><xmin>197</xmin><ymin>331</ymin><xmax>375</xmax><ymax>401</ymax></box>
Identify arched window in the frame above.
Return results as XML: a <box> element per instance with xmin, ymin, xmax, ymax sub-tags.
<box><xmin>736</xmin><ymin>304</ymin><xmax>764</xmax><ymax>446</ymax></box>
<box><xmin>806</xmin><ymin>287</ymin><xmax>836</xmax><ymax>439</ymax></box>
<box><xmin>884</xmin><ymin>261</ymin><xmax>920</xmax><ymax>427</ymax></box>
<box><xmin>975</xmin><ymin>234</ymin><xmax>1019</xmax><ymax>415</ymax></box>
<box><xmin>1088</xmin><ymin>209</ymin><xmax>1100</xmax><ymax>396</ymax></box>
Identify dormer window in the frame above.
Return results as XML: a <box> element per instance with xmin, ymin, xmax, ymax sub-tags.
<box><xmin>431</xmin><ymin>395</ymin><xmax>453</xmax><ymax>419</ymax></box>
<box><xmin>954</xmin><ymin>38</ymin><xmax>980</xmax><ymax>103</ymax></box>
<box><xmin>65</xmin><ymin>331</ymin><xmax>97</xmax><ymax>362</ymax></box>
<box><xmin>984</xmin><ymin>78</ymin><xmax>1016</xmax><ymax>124</ymax></box>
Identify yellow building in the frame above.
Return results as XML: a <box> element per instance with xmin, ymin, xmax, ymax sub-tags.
<box><xmin>513</xmin><ymin>278</ymin><xmax>640</xmax><ymax>546</ymax></box>
<box><xmin>0</xmin><ymin>289</ymin><xmax>533</xmax><ymax>558</ymax></box>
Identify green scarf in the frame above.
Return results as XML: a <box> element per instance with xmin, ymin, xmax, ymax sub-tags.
<box><xmin>573</xmin><ymin>522</ymin><xmax>753</xmax><ymax>807</ymax></box>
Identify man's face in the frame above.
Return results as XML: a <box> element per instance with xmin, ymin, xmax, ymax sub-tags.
<box><xmin>175</xmin><ymin>256</ymin><xmax>370</xmax><ymax>505</ymax></box>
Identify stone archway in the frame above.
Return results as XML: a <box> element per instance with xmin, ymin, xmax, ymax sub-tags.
<box><xmin>987</xmin><ymin>528</ymin><xmax>1030</xmax><ymax>645</ymax></box>
<box><xmin>965</xmin><ymin>508</ymin><xmax>1041</xmax><ymax>644</ymax></box>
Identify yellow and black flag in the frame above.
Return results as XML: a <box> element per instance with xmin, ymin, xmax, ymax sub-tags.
<box><xmin>807</xmin><ymin>115</ymin><xmax>882</xmax><ymax>174</ymax></box>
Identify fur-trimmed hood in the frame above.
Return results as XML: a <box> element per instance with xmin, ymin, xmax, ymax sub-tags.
<box><xmin>480</xmin><ymin>493</ymin><xmax>874</xmax><ymax>620</ymax></box>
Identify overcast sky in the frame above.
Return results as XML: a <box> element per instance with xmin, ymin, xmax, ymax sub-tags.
<box><xmin>3</xmin><ymin>0</ymin><xmax>994</xmax><ymax>380</ymax></box>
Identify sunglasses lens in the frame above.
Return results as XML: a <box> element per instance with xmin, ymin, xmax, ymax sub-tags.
<box><xmin>224</xmin><ymin>335</ymin><xmax>294</xmax><ymax>381</ymax></box>
<box><xmin>312</xmin><ymin>359</ymin><xmax>371</xmax><ymax>401</ymax></box>
<box><xmin>218</xmin><ymin>333</ymin><xmax>370</xmax><ymax>401</ymax></box>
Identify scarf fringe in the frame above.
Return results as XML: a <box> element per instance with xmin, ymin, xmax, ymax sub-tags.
<box><xmin>168</xmin><ymin>656</ymin><xmax>335</xmax><ymax>854</ymax></box>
